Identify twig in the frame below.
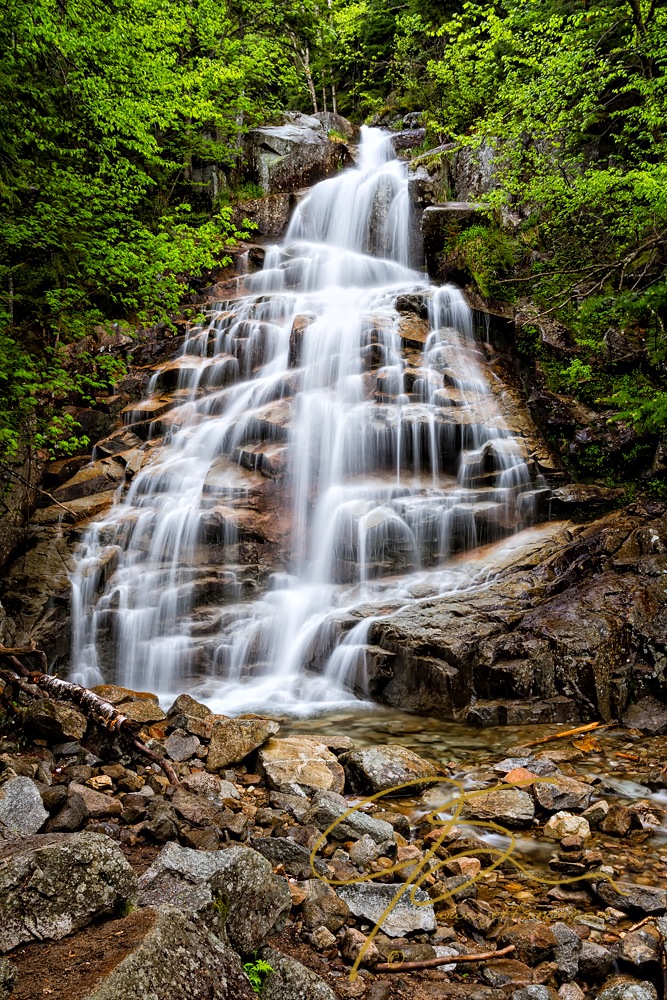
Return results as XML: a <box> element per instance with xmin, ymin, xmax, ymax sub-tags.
<box><xmin>0</xmin><ymin>460</ymin><xmax>76</xmax><ymax>517</ymax></box>
<box><xmin>521</xmin><ymin>721</ymin><xmax>602</xmax><ymax>748</ymax></box>
<box><xmin>627</xmin><ymin>916</ymin><xmax>653</xmax><ymax>934</ymax></box>
<box><xmin>375</xmin><ymin>944</ymin><xmax>516</xmax><ymax>973</ymax></box>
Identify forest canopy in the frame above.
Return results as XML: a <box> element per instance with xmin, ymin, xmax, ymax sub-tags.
<box><xmin>0</xmin><ymin>0</ymin><xmax>665</xmax><ymax>459</ymax></box>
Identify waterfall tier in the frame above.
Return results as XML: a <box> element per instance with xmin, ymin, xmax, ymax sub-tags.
<box><xmin>70</xmin><ymin>128</ymin><xmax>545</xmax><ymax>714</ymax></box>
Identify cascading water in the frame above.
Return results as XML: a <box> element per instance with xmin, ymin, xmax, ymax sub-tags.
<box><xmin>69</xmin><ymin>127</ymin><xmax>542</xmax><ymax>713</ymax></box>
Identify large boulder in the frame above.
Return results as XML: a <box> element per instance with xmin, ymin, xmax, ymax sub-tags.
<box><xmin>24</xmin><ymin>699</ymin><xmax>87</xmax><ymax>741</ymax></box>
<box><xmin>0</xmin><ymin>776</ymin><xmax>48</xmax><ymax>836</ymax></box>
<box><xmin>245</xmin><ymin>112</ymin><xmax>355</xmax><ymax>194</ymax></box>
<box><xmin>339</xmin><ymin>744</ymin><xmax>440</xmax><ymax>796</ymax></box>
<box><xmin>79</xmin><ymin>908</ymin><xmax>256</xmax><ymax>1000</ymax></box>
<box><xmin>0</xmin><ymin>832</ymin><xmax>136</xmax><ymax>952</ymax></box>
<box><xmin>461</xmin><ymin>788</ymin><xmax>535</xmax><ymax>828</ymax></box>
<box><xmin>259</xmin><ymin>946</ymin><xmax>337</xmax><ymax>1000</ymax></box>
<box><xmin>206</xmin><ymin>716</ymin><xmax>280</xmax><ymax>771</ymax></box>
<box><xmin>258</xmin><ymin>737</ymin><xmax>345</xmax><ymax>794</ymax></box>
<box><xmin>137</xmin><ymin>842</ymin><xmax>291</xmax><ymax>952</ymax></box>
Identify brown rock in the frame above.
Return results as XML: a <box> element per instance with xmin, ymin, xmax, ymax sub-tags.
<box><xmin>341</xmin><ymin>928</ymin><xmax>381</xmax><ymax>967</ymax></box>
<box><xmin>206</xmin><ymin>717</ymin><xmax>280</xmax><ymax>771</ymax></box>
<box><xmin>25</xmin><ymin>700</ymin><xmax>87</xmax><ymax>741</ymax></box>
<box><xmin>502</xmin><ymin>920</ymin><xmax>557</xmax><ymax>965</ymax></box>
<box><xmin>601</xmin><ymin>804</ymin><xmax>633</xmax><ymax>837</ymax></box>
<box><xmin>69</xmin><ymin>782</ymin><xmax>122</xmax><ymax>819</ymax></box>
<box><xmin>258</xmin><ymin>737</ymin><xmax>345</xmax><ymax>793</ymax></box>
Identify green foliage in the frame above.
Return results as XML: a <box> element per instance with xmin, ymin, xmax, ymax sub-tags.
<box><xmin>447</xmin><ymin>224</ymin><xmax>520</xmax><ymax>299</ymax></box>
<box><xmin>243</xmin><ymin>957</ymin><xmax>274</xmax><ymax>994</ymax></box>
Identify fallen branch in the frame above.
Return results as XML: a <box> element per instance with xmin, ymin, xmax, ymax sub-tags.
<box><xmin>522</xmin><ymin>721</ymin><xmax>603</xmax><ymax>748</ymax></box>
<box><xmin>375</xmin><ymin>944</ymin><xmax>516</xmax><ymax>973</ymax></box>
<box><xmin>0</xmin><ymin>645</ymin><xmax>181</xmax><ymax>786</ymax></box>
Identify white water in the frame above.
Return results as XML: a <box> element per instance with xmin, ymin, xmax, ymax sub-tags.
<box><xmin>70</xmin><ymin>128</ymin><xmax>541</xmax><ymax>714</ymax></box>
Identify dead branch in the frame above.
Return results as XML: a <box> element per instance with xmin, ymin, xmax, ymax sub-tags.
<box><xmin>375</xmin><ymin>944</ymin><xmax>516</xmax><ymax>972</ymax></box>
<box><xmin>0</xmin><ymin>460</ymin><xmax>76</xmax><ymax>518</ymax></box>
<box><xmin>0</xmin><ymin>645</ymin><xmax>181</xmax><ymax>786</ymax></box>
<box><xmin>522</xmin><ymin>721</ymin><xmax>603</xmax><ymax>748</ymax></box>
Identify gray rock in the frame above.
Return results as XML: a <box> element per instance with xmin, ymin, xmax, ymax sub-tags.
<box><xmin>596</xmin><ymin>976</ymin><xmax>658</xmax><ymax>1000</ymax></box>
<box><xmin>46</xmin><ymin>790</ymin><xmax>89</xmax><ymax>832</ymax></box>
<box><xmin>461</xmin><ymin>788</ymin><xmax>535</xmax><ymax>828</ymax></box>
<box><xmin>511</xmin><ymin>989</ymin><xmax>556</xmax><ymax>1000</ymax></box>
<box><xmin>551</xmin><ymin>921</ymin><xmax>582</xmax><ymax>982</ymax></box>
<box><xmin>298</xmin><ymin>879</ymin><xmax>350</xmax><ymax>932</ymax></box>
<box><xmin>337</xmin><ymin>882</ymin><xmax>436</xmax><ymax>937</ymax></box>
<box><xmin>167</xmin><ymin>693</ymin><xmax>212</xmax><ymax>719</ymax></box>
<box><xmin>582</xmin><ymin>799</ymin><xmax>609</xmax><ymax>826</ymax></box>
<box><xmin>0</xmin><ymin>776</ymin><xmax>48</xmax><ymax>836</ymax></box>
<box><xmin>253</xmin><ymin>837</ymin><xmax>328</xmax><ymax>879</ymax></box>
<box><xmin>578</xmin><ymin>940</ymin><xmax>614</xmax><ymax>981</ymax></box>
<box><xmin>0</xmin><ymin>957</ymin><xmax>16</xmax><ymax>999</ymax></box>
<box><xmin>304</xmin><ymin>790</ymin><xmax>394</xmax><ymax>845</ymax></box>
<box><xmin>259</xmin><ymin>946</ymin><xmax>337</xmax><ymax>1000</ymax></box>
<box><xmin>339</xmin><ymin>744</ymin><xmax>439</xmax><ymax>796</ymax></box>
<box><xmin>533</xmin><ymin>775</ymin><xmax>593</xmax><ymax>813</ymax></box>
<box><xmin>595</xmin><ymin>880</ymin><xmax>667</xmax><ymax>914</ymax></box>
<box><xmin>138</xmin><ymin>842</ymin><xmax>291</xmax><ymax>952</ymax></box>
<box><xmin>558</xmin><ymin>985</ymin><xmax>585</xmax><ymax>1000</ymax></box>
<box><xmin>245</xmin><ymin>112</ymin><xmax>353</xmax><ymax>195</ymax></box>
<box><xmin>622</xmin><ymin>696</ymin><xmax>667</xmax><ymax>736</ymax></box>
<box><xmin>349</xmin><ymin>834</ymin><xmax>384</xmax><ymax>867</ymax></box>
<box><xmin>0</xmin><ymin>832</ymin><xmax>136</xmax><ymax>952</ymax></box>
<box><xmin>181</xmin><ymin>771</ymin><xmax>240</xmax><ymax>802</ymax></box>
<box><xmin>164</xmin><ymin>728</ymin><xmax>200</xmax><ymax>762</ymax></box>
<box><xmin>85</xmin><ymin>907</ymin><xmax>256</xmax><ymax>1000</ymax></box>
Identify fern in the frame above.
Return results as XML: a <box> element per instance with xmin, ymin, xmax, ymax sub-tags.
<box><xmin>243</xmin><ymin>958</ymin><xmax>274</xmax><ymax>995</ymax></box>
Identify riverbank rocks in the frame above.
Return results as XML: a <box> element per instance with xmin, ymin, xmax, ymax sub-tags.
<box><xmin>596</xmin><ymin>977</ymin><xmax>658</xmax><ymax>1000</ymax></box>
<box><xmin>543</xmin><ymin>812</ymin><xmax>591</xmax><ymax>841</ymax></box>
<box><xmin>339</xmin><ymin>744</ymin><xmax>440</xmax><ymax>795</ymax></box>
<box><xmin>298</xmin><ymin>879</ymin><xmax>350</xmax><ymax>932</ymax></box>
<box><xmin>137</xmin><ymin>842</ymin><xmax>291</xmax><ymax>951</ymax></box>
<box><xmin>206</xmin><ymin>716</ymin><xmax>280</xmax><ymax>771</ymax></box>
<box><xmin>85</xmin><ymin>908</ymin><xmax>257</xmax><ymax>1000</ymax></box>
<box><xmin>533</xmin><ymin>776</ymin><xmax>593</xmax><ymax>813</ymax></box>
<box><xmin>0</xmin><ymin>776</ymin><xmax>48</xmax><ymax>836</ymax></box>
<box><xmin>258</xmin><ymin>737</ymin><xmax>345</xmax><ymax>794</ymax></box>
<box><xmin>304</xmin><ymin>789</ymin><xmax>394</xmax><ymax>844</ymax></box>
<box><xmin>337</xmin><ymin>883</ymin><xmax>436</xmax><ymax>937</ymax></box>
<box><xmin>25</xmin><ymin>699</ymin><xmax>87</xmax><ymax>741</ymax></box>
<box><xmin>622</xmin><ymin>697</ymin><xmax>667</xmax><ymax>736</ymax></box>
<box><xmin>0</xmin><ymin>832</ymin><xmax>136</xmax><ymax>952</ymax></box>
<box><xmin>462</xmin><ymin>787</ymin><xmax>535</xmax><ymax>828</ymax></box>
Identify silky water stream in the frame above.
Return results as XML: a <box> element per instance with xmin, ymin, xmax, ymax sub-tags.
<box><xmin>69</xmin><ymin>127</ymin><xmax>544</xmax><ymax>716</ymax></box>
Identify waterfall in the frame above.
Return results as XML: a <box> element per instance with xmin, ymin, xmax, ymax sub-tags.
<box><xmin>69</xmin><ymin>126</ymin><xmax>541</xmax><ymax>714</ymax></box>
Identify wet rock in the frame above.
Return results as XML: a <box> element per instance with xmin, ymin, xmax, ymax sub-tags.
<box><xmin>46</xmin><ymin>790</ymin><xmax>89</xmax><ymax>832</ymax></box>
<box><xmin>578</xmin><ymin>940</ymin><xmax>614</xmax><ymax>981</ymax></box>
<box><xmin>596</xmin><ymin>976</ymin><xmax>658</xmax><ymax>1000</ymax></box>
<box><xmin>25</xmin><ymin>699</ymin><xmax>87</xmax><ymax>741</ymax></box>
<box><xmin>462</xmin><ymin>788</ymin><xmax>535</xmax><ymax>828</ymax></box>
<box><xmin>341</xmin><ymin>927</ymin><xmax>381</xmax><ymax>966</ymax></box>
<box><xmin>483</xmin><ymin>959</ymin><xmax>534</xmax><ymax>988</ymax></box>
<box><xmin>511</xmin><ymin>989</ymin><xmax>558</xmax><ymax>1000</ymax></box>
<box><xmin>533</xmin><ymin>776</ymin><xmax>592</xmax><ymax>813</ymax></box>
<box><xmin>618</xmin><ymin>925</ymin><xmax>662</xmax><ymax>967</ymax></box>
<box><xmin>551</xmin><ymin>922</ymin><xmax>582</xmax><ymax>982</ymax></box>
<box><xmin>622</xmin><ymin>696</ymin><xmax>667</xmax><ymax>736</ymax></box>
<box><xmin>298</xmin><ymin>878</ymin><xmax>350</xmax><ymax>932</ymax></box>
<box><xmin>245</xmin><ymin>112</ymin><xmax>353</xmax><ymax>194</ymax></box>
<box><xmin>258</xmin><ymin>737</ymin><xmax>345</xmax><ymax>794</ymax></box>
<box><xmin>601</xmin><ymin>804</ymin><xmax>633</xmax><ymax>836</ymax></box>
<box><xmin>137</xmin><ymin>841</ymin><xmax>291</xmax><ymax>951</ymax></box>
<box><xmin>339</xmin><ymin>744</ymin><xmax>439</xmax><ymax>795</ymax></box>
<box><xmin>543</xmin><ymin>812</ymin><xmax>591</xmax><ymax>841</ymax></box>
<box><xmin>337</xmin><ymin>882</ymin><xmax>436</xmax><ymax>937</ymax></box>
<box><xmin>582</xmin><ymin>799</ymin><xmax>609</xmax><ymax>826</ymax></box>
<box><xmin>457</xmin><ymin>898</ymin><xmax>502</xmax><ymax>934</ymax></box>
<box><xmin>259</xmin><ymin>945</ymin><xmax>337</xmax><ymax>1000</ymax></box>
<box><xmin>594</xmin><ymin>881</ymin><xmax>667</xmax><ymax>915</ymax></box>
<box><xmin>84</xmin><ymin>907</ymin><xmax>257</xmax><ymax>1000</ymax></box>
<box><xmin>502</xmin><ymin>921</ymin><xmax>556</xmax><ymax>965</ymax></box>
<box><xmin>0</xmin><ymin>832</ymin><xmax>136</xmax><ymax>952</ymax></box>
<box><xmin>304</xmin><ymin>790</ymin><xmax>394</xmax><ymax>844</ymax></box>
<box><xmin>206</xmin><ymin>716</ymin><xmax>279</xmax><ymax>771</ymax></box>
<box><xmin>0</xmin><ymin>776</ymin><xmax>48</xmax><ymax>836</ymax></box>
<box><xmin>164</xmin><ymin>729</ymin><xmax>200</xmax><ymax>762</ymax></box>
<box><xmin>253</xmin><ymin>837</ymin><xmax>328</xmax><ymax>879</ymax></box>
<box><xmin>495</xmin><ymin>757</ymin><xmax>560</xmax><ymax>777</ymax></box>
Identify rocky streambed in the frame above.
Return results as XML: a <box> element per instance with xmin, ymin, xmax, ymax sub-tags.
<box><xmin>3</xmin><ymin>685</ymin><xmax>667</xmax><ymax>999</ymax></box>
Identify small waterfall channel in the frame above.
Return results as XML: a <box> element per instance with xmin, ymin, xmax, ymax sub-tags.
<box><xmin>70</xmin><ymin>127</ymin><xmax>543</xmax><ymax>714</ymax></box>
